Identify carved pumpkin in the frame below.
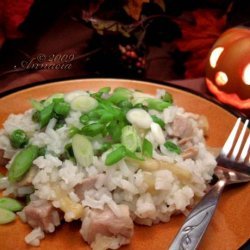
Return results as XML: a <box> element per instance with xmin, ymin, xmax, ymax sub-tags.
<box><xmin>205</xmin><ymin>27</ymin><xmax>250</xmax><ymax>111</ymax></box>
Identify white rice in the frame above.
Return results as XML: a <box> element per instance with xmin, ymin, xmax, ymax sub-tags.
<box><xmin>25</xmin><ymin>227</ymin><xmax>45</xmax><ymax>246</ymax></box>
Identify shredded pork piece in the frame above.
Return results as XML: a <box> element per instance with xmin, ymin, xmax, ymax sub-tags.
<box><xmin>23</xmin><ymin>200</ymin><xmax>60</xmax><ymax>233</ymax></box>
<box><xmin>80</xmin><ymin>205</ymin><xmax>133</xmax><ymax>249</ymax></box>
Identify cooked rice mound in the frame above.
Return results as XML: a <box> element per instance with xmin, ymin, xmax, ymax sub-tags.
<box><xmin>0</xmin><ymin>87</ymin><xmax>216</xmax><ymax>250</ymax></box>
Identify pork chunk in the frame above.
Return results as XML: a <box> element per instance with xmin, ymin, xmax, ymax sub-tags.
<box><xmin>23</xmin><ymin>200</ymin><xmax>60</xmax><ymax>232</ymax></box>
<box><xmin>74</xmin><ymin>176</ymin><xmax>98</xmax><ymax>200</ymax></box>
<box><xmin>172</xmin><ymin>115</ymin><xmax>194</xmax><ymax>138</ymax></box>
<box><xmin>80</xmin><ymin>205</ymin><xmax>134</xmax><ymax>248</ymax></box>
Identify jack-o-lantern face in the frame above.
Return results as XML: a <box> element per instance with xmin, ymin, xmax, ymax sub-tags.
<box><xmin>205</xmin><ymin>27</ymin><xmax>250</xmax><ymax>110</ymax></box>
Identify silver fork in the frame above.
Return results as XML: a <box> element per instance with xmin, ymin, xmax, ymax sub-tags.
<box><xmin>169</xmin><ymin>118</ymin><xmax>250</xmax><ymax>250</ymax></box>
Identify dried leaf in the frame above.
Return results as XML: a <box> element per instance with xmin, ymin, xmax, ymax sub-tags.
<box><xmin>89</xmin><ymin>18</ymin><xmax>133</xmax><ymax>37</ymax></box>
<box><xmin>175</xmin><ymin>9</ymin><xmax>226</xmax><ymax>78</ymax></box>
<box><xmin>124</xmin><ymin>0</ymin><xmax>149</xmax><ymax>20</ymax></box>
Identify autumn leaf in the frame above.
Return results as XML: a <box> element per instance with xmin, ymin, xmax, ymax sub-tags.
<box><xmin>175</xmin><ymin>9</ymin><xmax>226</xmax><ymax>78</ymax></box>
<box><xmin>124</xmin><ymin>0</ymin><xmax>149</xmax><ymax>20</ymax></box>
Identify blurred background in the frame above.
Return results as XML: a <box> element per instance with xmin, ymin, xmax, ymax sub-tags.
<box><xmin>0</xmin><ymin>0</ymin><xmax>249</xmax><ymax>94</ymax></box>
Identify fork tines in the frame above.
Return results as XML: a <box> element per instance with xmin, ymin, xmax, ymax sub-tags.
<box><xmin>217</xmin><ymin>118</ymin><xmax>250</xmax><ymax>174</ymax></box>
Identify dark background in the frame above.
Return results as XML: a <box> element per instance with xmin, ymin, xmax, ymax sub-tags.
<box><xmin>0</xmin><ymin>0</ymin><xmax>249</xmax><ymax>94</ymax></box>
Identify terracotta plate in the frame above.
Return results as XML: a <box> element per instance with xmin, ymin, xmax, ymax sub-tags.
<box><xmin>0</xmin><ymin>79</ymin><xmax>249</xmax><ymax>250</ymax></box>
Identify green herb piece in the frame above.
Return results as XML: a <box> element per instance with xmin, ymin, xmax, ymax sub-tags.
<box><xmin>107</xmin><ymin>121</ymin><xmax>123</xmax><ymax>142</ymax></box>
<box><xmin>121</xmin><ymin>125</ymin><xmax>140</xmax><ymax>152</ymax></box>
<box><xmin>79</xmin><ymin>114</ymin><xmax>90</xmax><ymax>125</ymax></box>
<box><xmin>146</xmin><ymin>98</ymin><xmax>170</xmax><ymax>111</ymax></box>
<box><xmin>30</xmin><ymin>99</ymin><xmax>44</xmax><ymax>111</ymax></box>
<box><xmin>69</xmin><ymin>127</ymin><xmax>80</xmax><ymax>137</ymax></box>
<box><xmin>161</xmin><ymin>92</ymin><xmax>173</xmax><ymax>104</ymax></box>
<box><xmin>100</xmin><ymin>113</ymin><xmax>114</xmax><ymax>123</ymax></box>
<box><xmin>132</xmin><ymin>103</ymin><xmax>148</xmax><ymax>110</ymax></box>
<box><xmin>10</xmin><ymin>129</ymin><xmax>29</xmax><ymax>149</ymax></box>
<box><xmin>97</xmin><ymin>142</ymin><xmax>112</xmax><ymax>154</ymax></box>
<box><xmin>164</xmin><ymin>140</ymin><xmax>181</xmax><ymax>154</ymax></box>
<box><xmin>8</xmin><ymin>145</ymin><xmax>39</xmax><ymax>183</ymax></box>
<box><xmin>117</xmin><ymin>100</ymin><xmax>133</xmax><ymax>110</ymax></box>
<box><xmin>39</xmin><ymin>103</ymin><xmax>54</xmax><ymax>128</ymax></box>
<box><xmin>142</xmin><ymin>138</ymin><xmax>153</xmax><ymax>158</ymax></box>
<box><xmin>105</xmin><ymin>145</ymin><xmax>127</xmax><ymax>166</ymax></box>
<box><xmin>54</xmin><ymin>101</ymin><xmax>70</xmax><ymax>117</ymax></box>
<box><xmin>72</xmin><ymin>134</ymin><xmax>93</xmax><ymax>167</ymax></box>
<box><xmin>81</xmin><ymin>123</ymin><xmax>105</xmax><ymax>137</ymax></box>
<box><xmin>43</xmin><ymin>93</ymin><xmax>65</xmax><ymax>106</ymax></box>
<box><xmin>88</xmin><ymin>109</ymin><xmax>102</xmax><ymax>120</ymax></box>
<box><xmin>0</xmin><ymin>207</ymin><xmax>16</xmax><ymax>224</ymax></box>
<box><xmin>108</xmin><ymin>87</ymin><xmax>132</xmax><ymax>104</ymax></box>
<box><xmin>99</xmin><ymin>86</ymin><xmax>111</xmax><ymax>94</ymax></box>
<box><xmin>151</xmin><ymin>115</ymin><xmax>165</xmax><ymax>129</ymax></box>
<box><xmin>0</xmin><ymin>197</ymin><xmax>23</xmax><ymax>212</ymax></box>
<box><xmin>125</xmin><ymin>149</ymin><xmax>144</xmax><ymax>161</ymax></box>
<box><xmin>91</xmin><ymin>87</ymin><xmax>111</xmax><ymax>98</ymax></box>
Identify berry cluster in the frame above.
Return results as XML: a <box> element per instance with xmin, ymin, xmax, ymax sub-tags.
<box><xmin>118</xmin><ymin>45</ymin><xmax>146</xmax><ymax>74</ymax></box>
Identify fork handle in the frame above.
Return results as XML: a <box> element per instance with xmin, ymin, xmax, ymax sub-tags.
<box><xmin>169</xmin><ymin>179</ymin><xmax>226</xmax><ymax>250</ymax></box>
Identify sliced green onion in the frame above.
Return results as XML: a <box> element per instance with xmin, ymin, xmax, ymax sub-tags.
<box><xmin>88</xmin><ymin>110</ymin><xmax>102</xmax><ymax>120</ymax></box>
<box><xmin>108</xmin><ymin>87</ymin><xmax>132</xmax><ymax>104</ymax></box>
<box><xmin>164</xmin><ymin>140</ymin><xmax>181</xmax><ymax>154</ymax></box>
<box><xmin>151</xmin><ymin>115</ymin><xmax>165</xmax><ymax>129</ymax></box>
<box><xmin>97</xmin><ymin>142</ymin><xmax>112</xmax><ymax>155</ymax></box>
<box><xmin>43</xmin><ymin>93</ymin><xmax>65</xmax><ymax>106</ymax></box>
<box><xmin>30</xmin><ymin>99</ymin><xmax>44</xmax><ymax>111</ymax></box>
<box><xmin>72</xmin><ymin>134</ymin><xmax>93</xmax><ymax>167</ymax></box>
<box><xmin>54</xmin><ymin>101</ymin><xmax>70</xmax><ymax>117</ymax></box>
<box><xmin>146</xmin><ymin>98</ymin><xmax>170</xmax><ymax>111</ymax></box>
<box><xmin>125</xmin><ymin>149</ymin><xmax>144</xmax><ymax>161</ymax></box>
<box><xmin>80</xmin><ymin>114</ymin><xmax>90</xmax><ymax>125</ymax></box>
<box><xmin>0</xmin><ymin>207</ymin><xmax>16</xmax><ymax>224</ymax></box>
<box><xmin>10</xmin><ymin>129</ymin><xmax>29</xmax><ymax>149</ymax></box>
<box><xmin>100</xmin><ymin>113</ymin><xmax>114</xmax><ymax>123</ymax></box>
<box><xmin>161</xmin><ymin>92</ymin><xmax>173</xmax><ymax>104</ymax></box>
<box><xmin>81</xmin><ymin>123</ymin><xmax>105</xmax><ymax>137</ymax></box>
<box><xmin>71</xmin><ymin>95</ymin><xmax>98</xmax><ymax>113</ymax></box>
<box><xmin>142</xmin><ymin>138</ymin><xmax>153</xmax><ymax>158</ymax></box>
<box><xmin>105</xmin><ymin>145</ymin><xmax>127</xmax><ymax>166</ymax></box>
<box><xmin>133</xmin><ymin>103</ymin><xmax>148</xmax><ymax>110</ymax></box>
<box><xmin>39</xmin><ymin>103</ymin><xmax>54</xmax><ymax>128</ymax></box>
<box><xmin>69</xmin><ymin>127</ymin><xmax>80</xmax><ymax>137</ymax></box>
<box><xmin>91</xmin><ymin>87</ymin><xmax>111</xmax><ymax>98</ymax></box>
<box><xmin>0</xmin><ymin>197</ymin><xmax>23</xmax><ymax>212</ymax></box>
<box><xmin>126</xmin><ymin>108</ymin><xmax>152</xmax><ymax>129</ymax></box>
<box><xmin>117</xmin><ymin>100</ymin><xmax>133</xmax><ymax>110</ymax></box>
<box><xmin>107</xmin><ymin>121</ymin><xmax>123</xmax><ymax>142</ymax></box>
<box><xmin>121</xmin><ymin>125</ymin><xmax>140</xmax><ymax>152</ymax></box>
<box><xmin>8</xmin><ymin>145</ymin><xmax>39</xmax><ymax>182</ymax></box>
